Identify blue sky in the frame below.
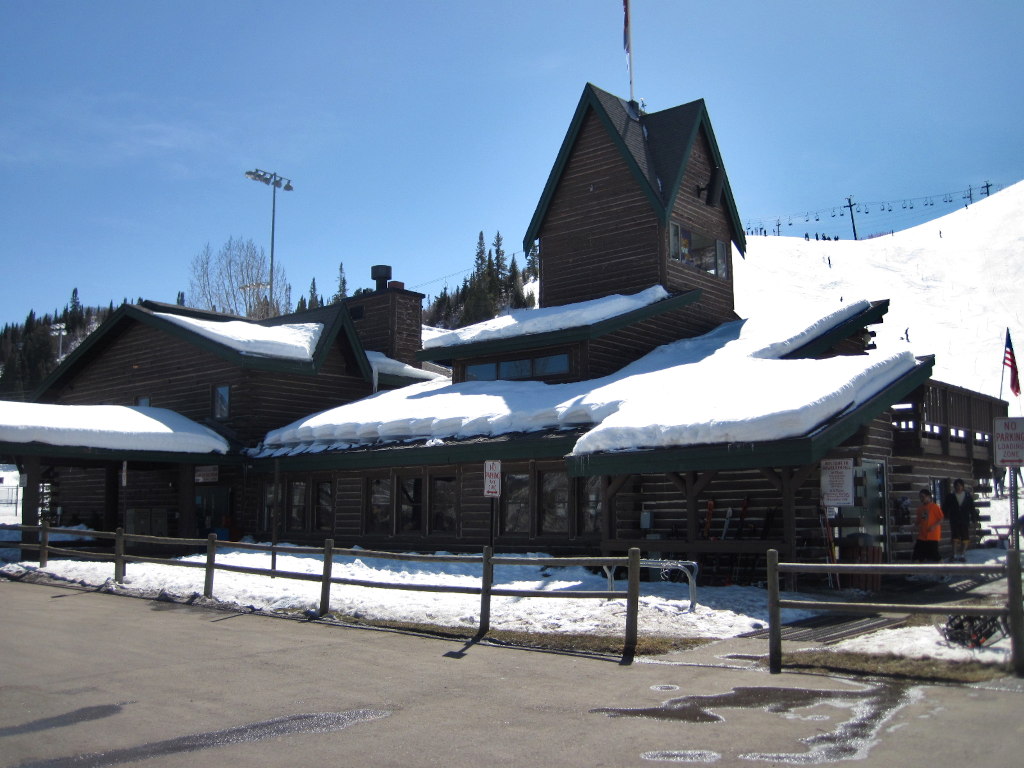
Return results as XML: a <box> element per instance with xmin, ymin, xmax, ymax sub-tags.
<box><xmin>1</xmin><ymin>1</ymin><xmax>1021</xmax><ymax>327</ymax></box>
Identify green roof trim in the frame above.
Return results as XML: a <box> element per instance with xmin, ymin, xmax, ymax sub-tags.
<box><xmin>564</xmin><ymin>355</ymin><xmax>935</xmax><ymax>476</ymax></box>
<box><xmin>0</xmin><ymin>440</ymin><xmax>239</xmax><ymax>466</ymax></box>
<box><xmin>249</xmin><ymin>430</ymin><xmax>584</xmax><ymax>473</ymax></box>
<box><xmin>523</xmin><ymin>83</ymin><xmax>747</xmax><ymax>259</ymax></box>
<box><xmin>782</xmin><ymin>300</ymin><xmax>890</xmax><ymax>359</ymax></box>
<box><xmin>416</xmin><ymin>289</ymin><xmax>701</xmax><ymax>363</ymax></box>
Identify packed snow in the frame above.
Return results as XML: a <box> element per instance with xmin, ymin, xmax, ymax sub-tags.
<box><xmin>0</xmin><ymin>402</ymin><xmax>229</xmax><ymax>454</ymax></box>
<box><xmin>735</xmin><ymin>180</ymin><xmax>1024</xmax><ymax>403</ymax></box>
<box><xmin>261</xmin><ymin>299</ymin><xmax>921</xmax><ymax>456</ymax></box>
<box><xmin>154</xmin><ymin>312</ymin><xmax>323</xmax><ymax>360</ymax></box>
<box><xmin>364</xmin><ymin>350</ymin><xmax>446</xmax><ymax>382</ymax></box>
<box><xmin>0</xmin><ymin>497</ymin><xmax>1016</xmax><ymax>664</ymax></box>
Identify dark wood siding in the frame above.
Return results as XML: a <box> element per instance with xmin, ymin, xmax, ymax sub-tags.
<box><xmin>538</xmin><ymin>109</ymin><xmax>662</xmax><ymax>308</ymax></box>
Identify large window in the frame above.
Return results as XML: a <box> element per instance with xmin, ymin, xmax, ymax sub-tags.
<box><xmin>669</xmin><ymin>222</ymin><xmax>728</xmax><ymax>279</ymax></box>
<box><xmin>367</xmin><ymin>476</ymin><xmax>392</xmax><ymax>534</ymax></box>
<box><xmin>314</xmin><ymin>480</ymin><xmax>333</xmax><ymax>532</ymax></box>
<box><xmin>430</xmin><ymin>476</ymin><xmax>458</xmax><ymax>533</ymax></box>
<box><xmin>538</xmin><ymin>472</ymin><xmax>569</xmax><ymax>534</ymax></box>
<box><xmin>466</xmin><ymin>353</ymin><xmax>570</xmax><ymax>382</ymax></box>
<box><xmin>286</xmin><ymin>480</ymin><xmax>307</xmax><ymax>532</ymax></box>
<box><xmin>577</xmin><ymin>475</ymin><xmax>602</xmax><ymax>535</ymax></box>
<box><xmin>398</xmin><ymin>475</ymin><xmax>423</xmax><ymax>532</ymax></box>
<box><xmin>501</xmin><ymin>473</ymin><xmax>531</xmax><ymax>534</ymax></box>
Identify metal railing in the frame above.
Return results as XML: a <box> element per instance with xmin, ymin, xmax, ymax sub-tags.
<box><xmin>766</xmin><ymin>548</ymin><xmax>1024</xmax><ymax>676</ymax></box>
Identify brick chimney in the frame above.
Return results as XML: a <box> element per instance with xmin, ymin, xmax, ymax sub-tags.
<box><xmin>345</xmin><ymin>265</ymin><xmax>424</xmax><ymax>367</ymax></box>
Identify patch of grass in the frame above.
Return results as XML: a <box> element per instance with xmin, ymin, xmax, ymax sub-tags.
<box><xmin>322</xmin><ymin>611</ymin><xmax>711</xmax><ymax>656</ymax></box>
<box><xmin>774</xmin><ymin>649</ymin><xmax>1010</xmax><ymax>683</ymax></box>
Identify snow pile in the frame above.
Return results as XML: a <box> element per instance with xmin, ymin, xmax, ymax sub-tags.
<box><xmin>155</xmin><ymin>312</ymin><xmax>323</xmax><ymax>360</ymax></box>
<box><xmin>0</xmin><ymin>402</ymin><xmax>230</xmax><ymax>454</ymax></box>
<box><xmin>260</xmin><ymin>297</ymin><xmax>919</xmax><ymax>456</ymax></box>
<box><xmin>422</xmin><ymin>285</ymin><xmax>669</xmax><ymax>349</ymax></box>
<box><xmin>736</xmin><ymin>180</ymin><xmax>1024</xmax><ymax>400</ymax></box>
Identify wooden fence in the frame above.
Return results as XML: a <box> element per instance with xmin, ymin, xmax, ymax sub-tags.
<box><xmin>766</xmin><ymin>548</ymin><xmax>1024</xmax><ymax>676</ymax></box>
<box><xmin>7</xmin><ymin>523</ymin><xmax>647</xmax><ymax>654</ymax></box>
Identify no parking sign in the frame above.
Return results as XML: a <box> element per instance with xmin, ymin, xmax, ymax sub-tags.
<box><xmin>994</xmin><ymin>418</ymin><xmax>1024</xmax><ymax>467</ymax></box>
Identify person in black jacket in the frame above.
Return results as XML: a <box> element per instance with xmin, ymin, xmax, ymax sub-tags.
<box><xmin>942</xmin><ymin>479</ymin><xmax>976</xmax><ymax>562</ymax></box>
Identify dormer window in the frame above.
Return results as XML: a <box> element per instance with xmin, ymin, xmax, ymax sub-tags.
<box><xmin>669</xmin><ymin>221</ymin><xmax>729</xmax><ymax>280</ymax></box>
<box><xmin>465</xmin><ymin>352</ymin><xmax>570</xmax><ymax>382</ymax></box>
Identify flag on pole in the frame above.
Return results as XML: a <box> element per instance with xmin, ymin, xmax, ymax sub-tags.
<box><xmin>1006</xmin><ymin>329</ymin><xmax>1021</xmax><ymax>396</ymax></box>
<box><xmin>623</xmin><ymin>0</ymin><xmax>631</xmax><ymax>54</ymax></box>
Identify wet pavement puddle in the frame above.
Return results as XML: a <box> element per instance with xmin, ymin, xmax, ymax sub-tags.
<box><xmin>594</xmin><ymin>681</ymin><xmax>918</xmax><ymax>763</ymax></box>
<box><xmin>12</xmin><ymin>710</ymin><xmax>390</xmax><ymax>768</ymax></box>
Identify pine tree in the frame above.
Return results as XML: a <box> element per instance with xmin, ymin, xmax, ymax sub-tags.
<box><xmin>296</xmin><ymin>295</ymin><xmax>308</xmax><ymax>312</ymax></box>
<box><xmin>331</xmin><ymin>262</ymin><xmax>348</xmax><ymax>303</ymax></box>
<box><xmin>308</xmin><ymin>278</ymin><xmax>319</xmax><ymax>310</ymax></box>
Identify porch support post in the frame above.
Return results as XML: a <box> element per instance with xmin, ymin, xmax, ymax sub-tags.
<box><xmin>178</xmin><ymin>463</ymin><xmax>196</xmax><ymax>537</ymax></box>
<box><xmin>19</xmin><ymin>455</ymin><xmax>41</xmax><ymax>562</ymax></box>
<box><xmin>103</xmin><ymin>463</ymin><xmax>120</xmax><ymax>531</ymax></box>
<box><xmin>667</xmin><ymin>470</ymin><xmax>717</xmax><ymax>545</ymax></box>
<box><xmin>602</xmin><ymin>475</ymin><xmax>633</xmax><ymax>544</ymax></box>
<box><xmin>760</xmin><ymin>464</ymin><xmax>816</xmax><ymax>583</ymax></box>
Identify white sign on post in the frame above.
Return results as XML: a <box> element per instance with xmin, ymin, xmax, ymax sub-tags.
<box><xmin>484</xmin><ymin>460</ymin><xmax>501</xmax><ymax>497</ymax></box>
<box><xmin>820</xmin><ymin>458</ymin><xmax>855</xmax><ymax>506</ymax></box>
<box><xmin>994</xmin><ymin>417</ymin><xmax>1024</xmax><ymax>467</ymax></box>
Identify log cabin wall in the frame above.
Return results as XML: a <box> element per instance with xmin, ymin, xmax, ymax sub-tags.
<box><xmin>662</xmin><ymin>128</ymin><xmax>738</xmax><ymax>324</ymax></box>
<box><xmin>538</xmin><ymin>109</ymin><xmax>662</xmax><ymax>308</ymax></box>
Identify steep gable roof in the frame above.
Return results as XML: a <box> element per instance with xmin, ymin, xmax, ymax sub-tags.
<box><xmin>524</xmin><ymin>83</ymin><xmax>747</xmax><ymax>255</ymax></box>
<box><xmin>32</xmin><ymin>300</ymin><xmax>375</xmax><ymax>401</ymax></box>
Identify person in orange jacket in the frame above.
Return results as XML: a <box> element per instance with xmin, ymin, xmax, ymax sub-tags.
<box><xmin>913</xmin><ymin>487</ymin><xmax>944</xmax><ymax>562</ymax></box>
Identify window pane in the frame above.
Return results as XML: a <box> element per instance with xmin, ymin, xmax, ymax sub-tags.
<box><xmin>716</xmin><ymin>240</ymin><xmax>729</xmax><ymax>279</ymax></box>
<box><xmin>286</xmin><ymin>481</ymin><xmax>307</xmax><ymax>532</ymax></box>
<box><xmin>367</xmin><ymin>477</ymin><xmax>392</xmax><ymax>535</ymax></box>
<box><xmin>534</xmin><ymin>354</ymin><xmax>569</xmax><ymax>376</ymax></box>
<box><xmin>539</xmin><ymin>472</ymin><xmax>569</xmax><ymax>534</ymax></box>
<box><xmin>398</xmin><ymin>476</ymin><xmax>422</xmax><ymax>532</ymax></box>
<box><xmin>315</xmin><ymin>481</ymin><xmax>333</xmax><ymax>532</ymax></box>
<box><xmin>262</xmin><ymin>482</ymin><xmax>279</xmax><ymax>531</ymax></box>
<box><xmin>213</xmin><ymin>385</ymin><xmax>230</xmax><ymax>420</ymax></box>
<box><xmin>430</xmin><ymin>476</ymin><xmax>458</xmax><ymax>534</ymax></box>
<box><xmin>466</xmin><ymin>363</ymin><xmax>497</xmax><ymax>381</ymax></box>
<box><xmin>501</xmin><ymin>473</ymin><xmax>530</xmax><ymax>534</ymax></box>
<box><xmin>498</xmin><ymin>359</ymin><xmax>532</xmax><ymax>379</ymax></box>
<box><xmin>578</xmin><ymin>476</ymin><xmax>602</xmax><ymax>535</ymax></box>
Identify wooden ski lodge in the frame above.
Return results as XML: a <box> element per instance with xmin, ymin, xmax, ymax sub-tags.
<box><xmin>0</xmin><ymin>84</ymin><xmax>1008</xmax><ymax>580</ymax></box>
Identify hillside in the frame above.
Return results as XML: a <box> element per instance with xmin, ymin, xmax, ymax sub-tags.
<box><xmin>734</xmin><ymin>181</ymin><xmax>1024</xmax><ymax>404</ymax></box>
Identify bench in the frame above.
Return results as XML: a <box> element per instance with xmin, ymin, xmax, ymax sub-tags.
<box><xmin>602</xmin><ymin>559</ymin><xmax>699</xmax><ymax>612</ymax></box>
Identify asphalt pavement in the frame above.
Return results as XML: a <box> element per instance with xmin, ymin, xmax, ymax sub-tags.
<box><xmin>1</xmin><ymin>579</ymin><xmax>1022</xmax><ymax>767</ymax></box>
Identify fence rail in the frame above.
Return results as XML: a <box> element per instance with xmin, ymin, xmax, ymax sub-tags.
<box><xmin>765</xmin><ymin>548</ymin><xmax>1024</xmax><ymax>676</ymax></box>
<box><xmin>5</xmin><ymin>523</ymin><xmax>649</xmax><ymax>655</ymax></box>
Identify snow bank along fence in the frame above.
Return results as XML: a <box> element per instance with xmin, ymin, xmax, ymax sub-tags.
<box><xmin>10</xmin><ymin>522</ymin><xmax>660</xmax><ymax>654</ymax></box>
<box><xmin>765</xmin><ymin>548</ymin><xmax>1024</xmax><ymax>676</ymax></box>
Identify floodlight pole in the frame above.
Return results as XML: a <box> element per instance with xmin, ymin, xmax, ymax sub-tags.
<box><xmin>245</xmin><ymin>169</ymin><xmax>293</xmax><ymax>314</ymax></box>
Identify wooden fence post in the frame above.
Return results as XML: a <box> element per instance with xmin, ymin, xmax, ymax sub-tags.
<box><xmin>114</xmin><ymin>527</ymin><xmax>125</xmax><ymax>583</ymax></box>
<box><xmin>478</xmin><ymin>546</ymin><xmax>493</xmax><ymax>638</ymax></box>
<box><xmin>1006</xmin><ymin>548</ymin><xmax>1024</xmax><ymax>678</ymax></box>
<box><xmin>767</xmin><ymin>549</ymin><xmax>782</xmax><ymax>674</ymax></box>
<box><xmin>203</xmin><ymin>533</ymin><xmax>217</xmax><ymax>598</ymax></box>
<box><xmin>624</xmin><ymin>547</ymin><xmax>641</xmax><ymax>655</ymax></box>
<box><xmin>319</xmin><ymin>539</ymin><xmax>334</xmax><ymax>617</ymax></box>
<box><xmin>39</xmin><ymin>520</ymin><xmax>49</xmax><ymax>567</ymax></box>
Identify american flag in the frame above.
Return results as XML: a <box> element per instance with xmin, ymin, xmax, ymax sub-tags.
<box><xmin>1006</xmin><ymin>329</ymin><xmax>1021</xmax><ymax>397</ymax></box>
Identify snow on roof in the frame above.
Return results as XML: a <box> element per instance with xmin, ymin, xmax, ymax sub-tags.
<box><xmin>365</xmin><ymin>351</ymin><xmax>447</xmax><ymax>382</ymax></box>
<box><xmin>0</xmin><ymin>402</ymin><xmax>230</xmax><ymax>454</ymax></box>
<box><xmin>260</xmin><ymin>298</ymin><xmax>918</xmax><ymax>457</ymax></box>
<box><xmin>421</xmin><ymin>285</ymin><xmax>669</xmax><ymax>350</ymax></box>
<box><xmin>154</xmin><ymin>312</ymin><xmax>323</xmax><ymax>361</ymax></box>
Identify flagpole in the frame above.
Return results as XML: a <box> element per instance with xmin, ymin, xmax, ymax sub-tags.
<box><xmin>624</xmin><ymin>0</ymin><xmax>636</xmax><ymax>104</ymax></box>
<box><xmin>1001</xmin><ymin>327</ymin><xmax>1007</xmax><ymax>401</ymax></box>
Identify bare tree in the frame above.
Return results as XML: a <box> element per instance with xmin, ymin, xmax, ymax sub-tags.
<box><xmin>187</xmin><ymin>237</ymin><xmax>291</xmax><ymax>319</ymax></box>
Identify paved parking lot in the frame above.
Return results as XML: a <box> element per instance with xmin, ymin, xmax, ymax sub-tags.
<box><xmin>2</xmin><ymin>579</ymin><xmax>1022</xmax><ymax>767</ymax></box>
